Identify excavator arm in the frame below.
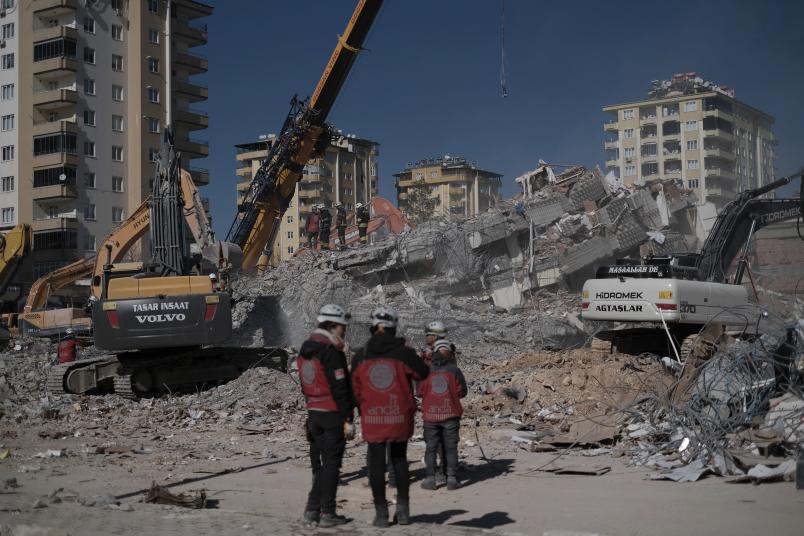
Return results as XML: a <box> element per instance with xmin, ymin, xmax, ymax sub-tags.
<box><xmin>0</xmin><ymin>224</ymin><xmax>32</xmax><ymax>299</ymax></box>
<box><xmin>23</xmin><ymin>257</ymin><xmax>94</xmax><ymax>313</ymax></box>
<box><xmin>227</xmin><ymin>0</ymin><xmax>383</xmax><ymax>271</ymax></box>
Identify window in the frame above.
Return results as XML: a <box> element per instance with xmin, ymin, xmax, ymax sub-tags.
<box><xmin>112</xmin><ymin>0</ymin><xmax>123</xmax><ymax>10</ymax></box>
<box><xmin>642</xmin><ymin>162</ymin><xmax>658</xmax><ymax>176</ymax></box>
<box><xmin>112</xmin><ymin>114</ymin><xmax>124</xmax><ymax>132</ymax></box>
<box><xmin>83</xmin><ymin>17</ymin><xmax>95</xmax><ymax>34</ymax></box>
<box><xmin>84</xmin><ymin>234</ymin><xmax>96</xmax><ymax>251</ymax></box>
<box><xmin>622</xmin><ymin>109</ymin><xmax>634</xmax><ymax>120</ymax></box>
<box><xmin>148</xmin><ymin>147</ymin><xmax>159</xmax><ymax>162</ymax></box>
<box><xmin>624</xmin><ymin>165</ymin><xmax>636</xmax><ymax>177</ymax></box>
<box><xmin>688</xmin><ymin>179</ymin><xmax>699</xmax><ymax>189</ymax></box>
<box><xmin>112</xmin><ymin>54</ymin><xmax>123</xmax><ymax>71</ymax></box>
<box><xmin>112</xmin><ymin>176</ymin><xmax>123</xmax><ymax>192</ymax></box>
<box><xmin>34</xmin><ymin>167</ymin><xmax>75</xmax><ymax>187</ymax></box>
<box><xmin>1</xmin><ymin>176</ymin><xmax>13</xmax><ymax>192</ymax></box>
<box><xmin>287</xmin><ymin>216</ymin><xmax>294</xmax><ymax>223</ymax></box>
<box><xmin>623</xmin><ymin>147</ymin><xmax>635</xmax><ymax>158</ymax></box>
<box><xmin>147</xmin><ymin>117</ymin><xmax>160</xmax><ymax>133</ymax></box>
<box><xmin>112</xmin><ymin>84</ymin><xmax>124</xmax><ymax>101</ymax></box>
<box><xmin>83</xmin><ymin>109</ymin><xmax>95</xmax><ymax>126</ymax></box>
<box><xmin>1</xmin><ymin>84</ymin><xmax>13</xmax><ymax>100</ymax></box>
<box><xmin>287</xmin><ymin>231</ymin><xmax>294</xmax><ymax>239</ymax></box>
<box><xmin>623</xmin><ymin>128</ymin><xmax>635</xmax><ymax>139</ymax></box>
<box><xmin>684</xmin><ymin>120</ymin><xmax>698</xmax><ymax>132</ymax></box>
<box><xmin>687</xmin><ymin>159</ymin><xmax>699</xmax><ymax>170</ymax></box>
<box><xmin>684</xmin><ymin>101</ymin><xmax>697</xmax><ymax>112</ymax></box>
<box><xmin>1</xmin><ymin>23</ymin><xmax>14</xmax><ymax>39</ymax></box>
<box><xmin>84</xmin><ymin>78</ymin><xmax>95</xmax><ymax>96</ymax></box>
<box><xmin>112</xmin><ymin>146</ymin><xmax>123</xmax><ymax>162</ymax></box>
<box><xmin>1</xmin><ymin>145</ymin><xmax>13</xmax><ymax>161</ymax></box>
<box><xmin>84</xmin><ymin>203</ymin><xmax>96</xmax><ymax>221</ymax></box>
<box><xmin>148</xmin><ymin>28</ymin><xmax>160</xmax><ymax>44</ymax></box>
<box><xmin>111</xmin><ymin>24</ymin><xmax>123</xmax><ymax>41</ymax></box>
<box><xmin>1</xmin><ymin>207</ymin><xmax>13</xmax><ymax>224</ymax></box>
<box><xmin>1</xmin><ymin>53</ymin><xmax>14</xmax><ymax>70</ymax></box>
<box><xmin>34</xmin><ymin>231</ymin><xmax>77</xmax><ymax>251</ymax></box>
<box><xmin>148</xmin><ymin>0</ymin><xmax>158</xmax><ymax>14</ymax></box>
<box><xmin>83</xmin><ymin>47</ymin><xmax>95</xmax><ymax>64</ymax></box>
<box><xmin>641</xmin><ymin>143</ymin><xmax>657</xmax><ymax>157</ymax></box>
<box><xmin>147</xmin><ymin>87</ymin><xmax>159</xmax><ymax>103</ymax></box>
<box><xmin>1</xmin><ymin>114</ymin><xmax>12</xmax><ymax>131</ymax></box>
<box><xmin>34</xmin><ymin>133</ymin><xmax>76</xmax><ymax>156</ymax></box>
<box><xmin>112</xmin><ymin>207</ymin><xmax>124</xmax><ymax>223</ymax></box>
<box><xmin>687</xmin><ymin>140</ymin><xmax>698</xmax><ymax>151</ymax></box>
<box><xmin>85</xmin><ymin>172</ymin><xmax>96</xmax><ymax>188</ymax></box>
<box><xmin>287</xmin><ymin>246</ymin><xmax>294</xmax><ymax>255</ymax></box>
<box><xmin>148</xmin><ymin>57</ymin><xmax>159</xmax><ymax>73</ymax></box>
<box><xmin>83</xmin><ymin>141</ymin><xmax>95</xmax><ymax>157</ymax></box>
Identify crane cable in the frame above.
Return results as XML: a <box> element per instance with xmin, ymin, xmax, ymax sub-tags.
<box><xmin>500</xmin><ymin>0</ymin><xmax>508</xmax><ymax>98</ymax></box>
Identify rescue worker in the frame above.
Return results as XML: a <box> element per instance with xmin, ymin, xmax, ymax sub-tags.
<box><xmin>318</xmin><ymin>204</ymin><xmax>332</xmax><ymax>251</ymax></box>
<box><xmin>352</xmin><ymin>307</ymin><xmax>429</xmax><ymax>527</ymax></box>
<box><xmin>356</xmin><ymin>202</ymin><xmax>370</xmax><ymax>246</ymax></box>
<box><xmin>420</xmin><ymin>320</ymin><xmax>449</xmax><ymax>484</ymax></box>
<box><xmin>419</xmin><ymin>340</ymin><xmax>467</xmax><ymax>491</ymax></box>
<box><xmin>298</xmin><ymin>304</ymin><xmax>355</xmax><ymax>527</ymax></box>
<box><xmin>335</xmin><ymin>202</ymin><xmax>348</xmax><ymax>249</ymax></box>
<box><xmin>209</xmin><ymin>273</ymin><xmax>219</xmax><ymax>292</ymax></box>
<box><xmin>57</xmin><ymin>329</ymin><xmax>77</xmax><ymax>364</ymax></box>
<box><xmin>306</xmin><ymin>206</ymin><xmax>320</xmax><ymax>249</ymax></box>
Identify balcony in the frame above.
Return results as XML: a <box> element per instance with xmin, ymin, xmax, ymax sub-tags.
<box><xmin>704</xmin><ymin>129</ymin><xmax>735</xmax><ymax>143</ymax></box>
<box><xmin>32</xmin><ymin>216</ymin><xmax>78</xmax><ymax>232</ymax></box>
<box><xmin>33</xmin><ymin>56</ymin><xmax>78</xmax><ymax>78</ymax></box>
<box><xmin>449</xmin><ymin>186</ymin><xmax>465</xmax><ymax>195</ymax></box>
<box><xmin>33</xmin><ymin>151</ymin><xmax>78</xmax><ymax>169</ymax></box>
<box><xmin>705</xmin><ymin>167</ymin><xmax>736</xmax><ymax>182</ymax></box>
<box><xmin>175</xmin><ymin>0</ymin><xmax>214</xmax><ymax>18</ymax></box>
<box><xmin>189</xmin><ymin>167</ymin><xmax>209</xmax><ymax>185</ymax></box>
<box><xmin>33</xmin><ymin>88</ymin><xmax>77</xmax><ymax>110</ymax></box>
<box><xmin>34</xmin><ymin>24</ymin><xmax>78</xmax><ymax>42</ymax></box>
<box><xmin>33</xmin><ymin>182</ymin><xmax>78</xmax><ymax>201</ymax></box>
<box><xmin>175</xmin><ymin>80</ymin><xmax>208</xmax><ymax>102</ymax></box>
<box><xmin>640</xmin><ymin>115</ymin><xmax>657</xmax><ymax>125</ymax></box>
<box><xmin>705</xmin><ymin>185</ymin><xmax>734</xmax><ymax>199</ymax></box>
<box><xmin>603</xmin><ymin>120</ymin><xmax>618</xmax><ymax>132</ymax></box>
<box><xmin>33</xmin><ymin>0</ymin><xmax>78</xmax><ymax>16</ymax></box>
<box><xmin>174</xmin><ymin>18</ymin><xmax>208</xmax><ymax>45</ymax></box>
<box><xmin>605</xmin><ymin>158</ymin><xmax>619</xmax><ymax>167</ymax></box>
<box><xmin>175</xmin><ymin>137</ymin><xmax>209</xmax><ymax>158</ymax></box>
<box><xmin>174</xmin><ymin>107</ymin><xmax>208</xmax><ymax>129</ymax></box>
<box><xmin>449</xmin><ymin>198</ymin><xmax>466</xmax><ymax>208</ymax></box>
<box><xmin>604</xmin><ymin>140</ymin><xmax>619</xmax><ymax>150</ymax></box>
<box><xmin>704</xmin><ymin>148</ymin><xmax>735</xmax><ymax>161</ymax></box>
<box><xmin>703</xmin><ymin>107</ymin><xmax>732</xmax><ymax>120</ymax></box>
<box><xmin>32</xmin><ymin>120</ymin><xmax>77</xmax><ymax>138</ymax></box>
<box><xmin>174</xmin><ymin>51</ymin><xmax>208</xmax><ymax>74</ymax></box>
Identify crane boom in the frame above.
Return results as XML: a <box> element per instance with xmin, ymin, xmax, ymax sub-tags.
<box><xmin>227</xmin><ymin>0</ymin><xmax>383</xmax><ymax>271</ymax></box>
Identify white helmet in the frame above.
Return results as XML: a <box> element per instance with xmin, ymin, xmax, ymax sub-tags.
<box><xmin>317</xmin><ymin>303</ymin><xmax>350</xmax><ymax>326</ymax></box>
<box><xmin>335</xmin><ymin>202</ymin><xmax>343</xmax><ymax>208</ymax></box>
<box><xmin>433</xmin><ymin>339</ymin><xmax>452</xmax><ymax>353</ymax></box>
<box><xmin>65</xmin><ymin>328</ymin><xmax>74</xmax><ymax>335</ymax></box>
<box><xmin>355</xmin><ymin>202</ymin><xmax>364</xmax><ymax>209</ymax></box>
<box><xmin>371</xmin><ymin>306</ymin><xmax>398</xmax><ymax>329</ymax></box>
<box><xmin>425</xmin><ymin>321</ymin><xmax>447</xmax><ymax>337</ymax></box>
<box><xmin>209</xmin><ymin>273</ymin><xmax>217</xmax><ymax>280</ymax></box>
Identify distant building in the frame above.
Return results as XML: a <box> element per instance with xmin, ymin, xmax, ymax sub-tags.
<box><xmin>394</xmin><ymin>156</ymin><xmax>501</xmax><ymax>219</ymax></box>
<box><xmin>234</xmin><ymin>133</ymin><xmax>379</xmax><ymax>265</ymax></box>
<box><xmin>603</xmin><ymin>73</ymin><xmax>776</xmax><ymax>209</ymax></box>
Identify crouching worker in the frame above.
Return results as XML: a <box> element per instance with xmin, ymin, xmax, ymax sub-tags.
<box><xmin>352</xmin><ymin>306</ymin><xmax>429</xmax><ymax>527</ymax></box>
<box><xmin>298</xmin><ymin>304</ymin><xmax>354</xmax><ymax>527</ymax></box>
<box><xmin>419</xmin><ymin>339</ymin><xmax>467</xmax><ymax>491</ymax></box>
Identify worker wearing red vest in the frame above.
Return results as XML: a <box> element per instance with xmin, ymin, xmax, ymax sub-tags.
<box><xmin>419</xmin><ymin>340</ymin><xmax>467</xmax><ymax>491</ymax></box>
<box><xmin>298</xmin><ymin>304</ymin><xmax>354</xmax><ymax>528</ymax></box>
<box><xmin>57</xmin><ymin>329</ymin><xmax>77</xmax><ymax>364</ymax></box>
<box><xmin>351</xmin><ymin>306</ymin><xmax>429</xmax><ymax>528</ymax></box>
<box><xmin>419</xmin><ymin>320</ymin><xmax>449</xmax><ymax>484</ymax></box>
<box><xmin>305</xmin><ymin>209</ymin><xmax>320</xmax><ymax>249</ymax></box>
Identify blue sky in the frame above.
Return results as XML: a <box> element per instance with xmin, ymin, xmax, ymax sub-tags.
<box><xmin>195</xmin><ymin>0</ymin><xmax>804</xmax><ymax>236</ymax></box>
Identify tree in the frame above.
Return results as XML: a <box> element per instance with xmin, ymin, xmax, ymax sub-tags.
<box><xmin>403</xmin><ymin>178</ymin><xmax>440</xmax><ymax>225</ymax></box>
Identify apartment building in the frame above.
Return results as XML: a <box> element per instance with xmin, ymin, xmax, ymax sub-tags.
<box><xmin>0</xmin><ymin>0</ymin><xmax>212</xmax><ymax>291</ymax></box>
<box><xmin>603</xmin><ymin>73</ymin><xmax>776</xmax><ymax>210</ymax></box>
<box><xmin>234</xmin><ymin>132</ymin><xmax>380</xmax><ymax>266</ymax></box>
<box><xmin>394</xmin><ymin>156</ymin><xmax>501</xmax><ymax>219</ymax></box>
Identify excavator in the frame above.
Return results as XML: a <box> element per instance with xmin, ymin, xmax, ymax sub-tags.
<box><xmin>48</xmin><ymin>0</ymin><xmax>383</xmax><ymax>397</ymax></box>
<box><xmin>0</xmin><ymin>224</ymin><xmax>32</xmax><ymax>341</ymax></box>
<box><xmin>581</xmin><ymin>172</ymin><xmax>803</xmax><ymax>360</ymax></box>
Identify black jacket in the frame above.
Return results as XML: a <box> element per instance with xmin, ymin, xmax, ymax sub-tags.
<box><xmin>319</xmin><ymin>210</ymin><xmax>332</xmax><ymax>229</ymax></box>
<box><xmin>299</xmin><ymin>333</ymin><xmax>354</xmax><ymax>421</ymax></box>
<box><xmin>351</xmin><ymin>332</ymin><xmax>429</xmax><ymax>403</ymax></box>
<box><xmin>335</xmin><ymin>207</ymin><xmax>347</xmax><ymax>227</ymax></box>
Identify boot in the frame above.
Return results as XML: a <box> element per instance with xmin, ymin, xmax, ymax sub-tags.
<box><xmin>302</xmin><ymin>509</ymin><xmax>320</xmax><ymax>524</ymax></box>
<box><xmin>394</xmin><ymin>501</ymin><xmax>410</xmax><ymax>525</ymax></box>
<box><xmin>446</xmin><ymin>476</ymin><xmax>460</xmax><ymax>490</ymax></box>
<box><xmin>420</xmin><ymin>476</ymin><xmax>437</xmax><ymax>490</ymax></box>
<box><xmin>435</xmin><ymin>472</ymin><xmax>447</xmax><ymax>487</ymax></box>
<box><xmin>319</xmin><ymin>512</ymin><xmax>349</xmax><ymax>527</ymax></box>
<box><xmin>373</xmin><ymin>504</ymin><xmax>390</xmax><ymax>528</ymax></box>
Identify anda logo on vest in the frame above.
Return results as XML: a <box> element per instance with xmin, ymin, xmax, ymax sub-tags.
<box><xmin>301</xmin><ymin>360</ymin><xmax>317</xmax><ymax>385</ymax></box>
<box><xmin>430</xmin><ymin>374</ymin><xmax>449</xmax><ymax>395</ymax></box>
<box><xmin>368</xmin><ymin>362</ymin><xmax>396</xmax><ymax>391</ymax></box>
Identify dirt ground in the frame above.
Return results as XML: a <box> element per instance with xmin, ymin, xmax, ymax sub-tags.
<box><xmin>1</xmin><ymin>346</ymin><xmax>802</xmax><ymax>536</ymax></box>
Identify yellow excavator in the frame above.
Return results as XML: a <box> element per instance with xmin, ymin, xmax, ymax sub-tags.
<box><xmin>48</xmin><ymin>0</ymin><xmax>382</xmax><ymax>397</ymax></box>
<box><xmin>0</xmin><ymin>224</ymin><xmax>32</xmax><ymax>341</ymax></box>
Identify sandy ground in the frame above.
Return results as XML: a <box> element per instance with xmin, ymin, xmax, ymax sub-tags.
<box><xmin>1</xmin><ymin>424</ymin><xmax>802</xmax><ymax>536</ymax></box>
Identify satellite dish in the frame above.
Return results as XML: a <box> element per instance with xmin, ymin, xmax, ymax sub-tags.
<box><xmin>58</xmin><ymin>173</ymin><xmax>67</xmax><ymax>181</ymax></box>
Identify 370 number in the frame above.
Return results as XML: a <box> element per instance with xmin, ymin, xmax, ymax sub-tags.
<box><xmin>679</xmin><ymin>302</ymin><xmax>697</xmax><ymax>313</ymax></box>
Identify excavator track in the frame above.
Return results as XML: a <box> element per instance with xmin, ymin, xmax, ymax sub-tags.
<box><xmin>112</xmin><ymin>370</ymin><xmax>137</xmax><ymax>400</ymax></box>
<box><xmin>46</xmin><ymin>356</ymin><xmax>118</xmax><ymax>395</ymax></box>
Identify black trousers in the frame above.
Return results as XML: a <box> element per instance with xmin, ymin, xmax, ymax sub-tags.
<box><xmin>367</xmin><ymin>441</ymin><xmax>409</xmax><ymax>506</ymax></box>
<box><xmin>423</xmin><ymin>418</ymin><xmax>460</xmax><ymax>477</ymax></box>
<box><xmin>337</xmin><ymin>226</ymin><xmax>346</xmax><ymax>247</ymax></box>
<box><xmin>358</xmin><ymin>225</ymin><xmax>368</xmax><ymax>243</ymax></box>
<box><xmin>306</xmin><ymin>411</ymin><xmax>345</xmax><ymax>514</ymax></box>
<box><xmin>319</xmin><ymin>227</ymin><xmax>331</xmax><ymax>250</ymax></box>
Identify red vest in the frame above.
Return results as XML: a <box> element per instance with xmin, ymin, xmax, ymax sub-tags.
<box><xmin>420</xmin><ymin>369</ymin><xmax>463</xmax><ymax>422</ymax></box>
<box><xmin>57</xmin><ymin>339</ymin><xmax>77</xmax><ymax>364</ymax></box>
<box><xmin>297</xmin><ymin>351</ymin><xmax>337</xmax><ymax>412</ymax></box>
<box><xmin>353</xmin><ymin>358</ymin><xmax>418</xmax><ymax>443</ymax></box>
